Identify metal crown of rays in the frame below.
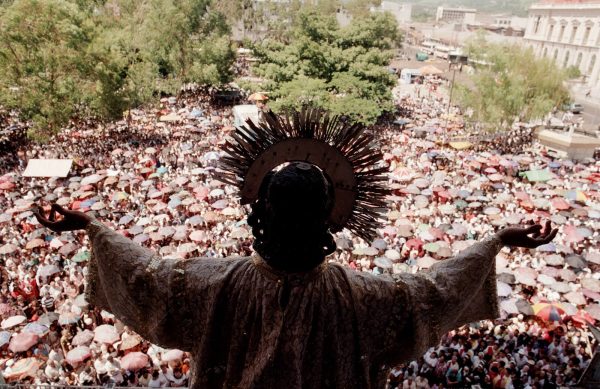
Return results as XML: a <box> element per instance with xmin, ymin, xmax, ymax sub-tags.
<box><xmin>214</xmin><ymin>107</ymin><xmax>390</xmax><ymax>241</ymax></box>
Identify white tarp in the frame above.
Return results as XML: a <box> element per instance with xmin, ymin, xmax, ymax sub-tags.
<box><xmin>233</xmin><ymin>105</ymin><xmax>259</xmax><ymax>128</ymax></box>
<box><xmin>23</xmin><ymin>159</ymin><xmax>72</xmax><ymax>178</ymax></box>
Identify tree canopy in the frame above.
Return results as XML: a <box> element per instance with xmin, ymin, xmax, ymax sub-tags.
<box><xmin>456</xmin><ymin>36</ymin><xmax>570</xmax><ymax>132</ymax></box>
<box><xmin>250</xmin><ymin>10</ymin><xmax>400</xmax><ymax>125</ymax></box>
<box><xmin>0</xmin><ymin>0</ymin><xmax>235</xmax><ymax>139</ymax></box>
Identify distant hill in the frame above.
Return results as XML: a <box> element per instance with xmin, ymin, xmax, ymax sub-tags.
<box><xmin>409</xmin><ymin>0</ymin><xmax>535</xmax><ymax>18</ymax></box>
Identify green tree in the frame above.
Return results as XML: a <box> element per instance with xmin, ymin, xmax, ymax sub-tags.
<box><xmin>456</xmin><ymin>39</ymin><xmax>570</xmax><ymax>132</ymax></box>
<box><xmin>0</xmin><ymin>0</ymin><xmax>96</xmax><ymax>139</ymax></box>
<box><xmin>250</xmin><ymin>11</ymin><xmax>398</xmax><ymax>125</ymax></box>
<box><xmin>0</xmin><ymin>0</ymin><xmax>236</xmax><ymax>139</ymax></box>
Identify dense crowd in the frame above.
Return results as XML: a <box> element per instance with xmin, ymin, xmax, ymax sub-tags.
<box><xmin>0</xmin><ymin>78</ymin><xmax>599</xmax><ymax>388</ymax></box>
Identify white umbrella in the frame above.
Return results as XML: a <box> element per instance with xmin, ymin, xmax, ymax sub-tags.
<box><xmin>1</xmin><ymin>315</ymin><xmax>27</xmax><ymax>330</ymax></box>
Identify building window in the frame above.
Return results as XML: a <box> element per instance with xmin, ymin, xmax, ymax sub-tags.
<box><xmin>583</xmin><ymin>26</ymin><xmax>591</xmax><ymax>45</ymax></box>
<box><xmin>558</xmin><ymin>25</ymin><xmax>566</xmax><ymax>42</ymax></box>
<box><xmin>534</xmin><ymin>16</ymin><xmax>541</xmax><ymax>34</ymax></box>
<box><xmin>563</xmin><ymin>51</ymin><xmax>570</xmax><ymax>68</ymax></box>
<box><xmin>543</xmin><ymin>47</ymin><xmax>548</xmax><ymax>57</ymax></box>
<box><xmin>576</xmin><ymin>52</ymin><xmax>583</xmax><ymax>68</ymax></box>
<box><xmin>570</xmin><ymin>26</ymin><xmax>578</xmax><ymax>44</ymax></box>
<box><xmin>589</xmin><ymin>55</ymin><xmax>596</xmax><ymax>75</ymax></box>
<box><xmin>553</xmin><ymin>49</ymin><xmax>559</xmax><ymax>62</ymax></box>
<box><xmin>547</xmin><ymin>24</ymin><xmax>554</xmax><ymax>40</ymax></box>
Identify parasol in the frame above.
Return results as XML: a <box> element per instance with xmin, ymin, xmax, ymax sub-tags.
<box><xmin>66</xmin><ymin>346</ymin><xmax>92</xmax><ymax>365</ymax></box>
<box><xmin>0</xmin><ymin>331</ymin><xmax>11</xmax><ymax>347</ymax></box>
<box><xmin>72</xmin><ymin>330</ymin><xmax>95</xmax><ymax>346</ymax></box>
<box><xmin>532</xmin><ymin>302</ymin><xmax>564</xmax><ymax>322</ymax></box>
<box><xmin>3</xmin><ymin>357</ymin><xmax>42</xmax><ymax>381</ymax></box>
<box><xmin>22</xmin><ymin>323</ymin><xmax>49</xmax><ymax>337</ymax></box>
<box><xmin>248</xmin><ymin>92</ymin><xmax>269</xmax><ymax>101</ymax></box>
<box><xmin>94</xmin><ymin>324</ymin><xmax>120</xmax><ymax>344</ymax></box>
<box><xmin>2</xmin><ymin>315</ymin><xmax>27</xmax><ymax>329</ymax></box>
<box><xmin>59</xmin><ymin>312</ymin><xmax>81</xmax><ymax>325</ymax></box>
<box><xmin>163</xmin><ymin>349</ymin><xmax>185</xmax><ymax>362</ymax></box>
<box><xmin>0</xmin><ymin>243</ymin><xmax>18</xmax><ymax>255</ymax></box>
<box><xmin>120</xmin><ymin>335</ymin><xmax>142</xmax><ymax>350</ymax></box>
<box><xmin>9</xmin><ymin>332</ymin><xmax>39</xmax><ymax>352</ymax></box>
<box><xmin>120</xmin><ymin>351</ymin><xmax>149</xmax><ymax>371</ymax></box>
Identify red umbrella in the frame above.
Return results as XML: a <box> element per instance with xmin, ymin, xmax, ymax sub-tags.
<box><xmin>515</xmin><ymin>191</ymin><xmax>530</xmax><ymax>201</ymax></box>
<box><xmin>563</xmin><ymin>225</ymin><xmax>584</xmax><ymax>243</ymax></box>
<box><xmin>551</xmin><ymin>198</ymin><xmax>570</xmax><ymax>210</ymax></box>
<box><xmin>120</xmin><ymin>351</ymin><xmax>149</xmax><ymax>370</ymax></box>
<box><xmin>405</xmin><ymin>238</ymin><xmax>423</xmax><ymax>250</ymax></box>
<box><xmin>66</xmin><ymin>346</ymin><xmax>92</xmax><ymax>365</ymax></box>
<box><xmin>9</xmin><ymin>332</ymin><xmax>39</xmax><ymax>352</ymax></box>
<box><xmin>571</xmin><ymin>310</ymin><xmax>595</xmax><ymax>327</ymax></box>
<box><xmin>0</xmin><ymin>181</ymin><xmax>15</xmax><ymax>190</ymax></box>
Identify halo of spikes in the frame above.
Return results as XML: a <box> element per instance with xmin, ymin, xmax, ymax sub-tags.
<box><xmin>215</xmin><ymin>107</ymin><xmax>390</xmax><ymax>241</ymax></box>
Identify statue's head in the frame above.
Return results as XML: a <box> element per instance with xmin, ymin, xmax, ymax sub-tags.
<box><xmin>247</xmin><ymin>162</ymin><xmax>336</xmax><ymax>272</ymax></box>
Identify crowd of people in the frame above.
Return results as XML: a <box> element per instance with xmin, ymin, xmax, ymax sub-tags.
<box><xmin>0</xmin><ymin>77</ymin><xmax>599</xmax><ymax>388</ymax></box>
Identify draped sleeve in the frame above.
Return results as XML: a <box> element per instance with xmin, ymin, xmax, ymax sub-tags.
<box><xmin>390</xmin><ymin>235</ymin><xmax>503</xmax><ymax>362</ymax></box>
<box><xmin>85</xmin><ymin>219</ymin><xmax>199</xmax><ymax>351</ymax></box>
<box><xmin>348</xmin><ymin>235</ymin><xmax>503</xmax><ymax>366</ymax></box>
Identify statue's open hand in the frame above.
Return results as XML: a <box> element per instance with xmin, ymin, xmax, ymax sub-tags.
<box><xmin>497</xmin><ymin>220</ymin><xmax>558</xmax><ymax>248</ymax></box>
<box><xmin>33</xmin><ymin>203</ymin><xmax>92</xmax><ymax>232</ymax></box>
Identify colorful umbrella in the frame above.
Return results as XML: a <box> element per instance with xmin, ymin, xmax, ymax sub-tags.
<box><xmin>565</xmin><ymin>190</ymin><xmax>587</xmax><ymax>202</ymax></box>
<box><xmin>0</xmin><ymin>331</ymin><xmax>11</xmax><ymax>347</ymax></box>
<box><xmin>532</xmin><ymin>302</ymin><xmax>564</xmax><ymax>322</ymax></box>
<box><xmin>3</xmin><ymin>357</ymin><xmax>42</xmax><ymax>381</ymax></box>
<box><xmin>22</xmin><ymin>323</ymin><xmax>49</xmax><ymax>337</ymax></box>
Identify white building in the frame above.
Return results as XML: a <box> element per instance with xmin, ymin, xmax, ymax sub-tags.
<box><xmin>371</xmin><ymin>1</ymin><xmax>412</xmax><ymax>24</ymax></box>
<box><xmin>435</xmin><ymin>7</ymin><xmax>477</xmax><ymax>24</ymax></box>
<box><xmin>492</xmin><ymin>15</ymin><xmax>529</xmax><ymax>30</ymax></box>
<box><xmin>523</xmin><ymin>0</ymin><xmax>600</xmax><ymax>98</ymax></box>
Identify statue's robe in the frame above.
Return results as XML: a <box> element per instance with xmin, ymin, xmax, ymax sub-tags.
<box><xmin>85</xmin><ymin>220</ymin><xmax>502</xmax><ymax>388</ymax></box>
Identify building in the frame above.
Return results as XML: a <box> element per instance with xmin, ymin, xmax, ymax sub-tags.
<box><xmin>523</xmin><ymin>0</ymin><xmax>600</xmax><ymax>98</ymax></box>
<box><xmin>492</xmin><ymin>15</ymin><xmax>529</xmax><ymax>30</ymax></box>
<box><xmin>371</xmin><ymin>1</ymin><xmax>412</xmax><ymax>24</ymax></box>
<box><xmin>435</xmin><ymin>7</ymin><xmax>477</xmax><ymax>24</ymax></box>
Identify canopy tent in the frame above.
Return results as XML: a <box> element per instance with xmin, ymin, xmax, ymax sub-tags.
<box><xmin>23</xmin><ymin>159</ymin><xmax>72</xmax><ymax>178</ymax></box>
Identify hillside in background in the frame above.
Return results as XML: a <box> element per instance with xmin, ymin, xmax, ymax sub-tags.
<box><xmin>409</xmin><ymin>0</ymin><xmax>535</xmax><ymax>19</ymax></box>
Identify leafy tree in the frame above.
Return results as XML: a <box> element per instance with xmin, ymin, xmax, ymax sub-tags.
<box><xmin>250</xmin><ymin>11</ymin><xmax>398</xmax><ymax>125</ymax></box>
<box><xmin>0</xmin><ymin>0</ymin><xmax>97</xmax><ymax>139</ymax></box>
<box><xmin>0</xmin><ymin>0</ymin><xmax>236</xmax><ymax>139</ymax></box>
<box><xmin>564</xmin><ymin>65</ymin><xmax>581</xmax><ymax>79</ymax></box>
<box><xmin>456</xmin><ymin>38</ymin><xmax>570</xmax><ymax>132</ymax></box>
